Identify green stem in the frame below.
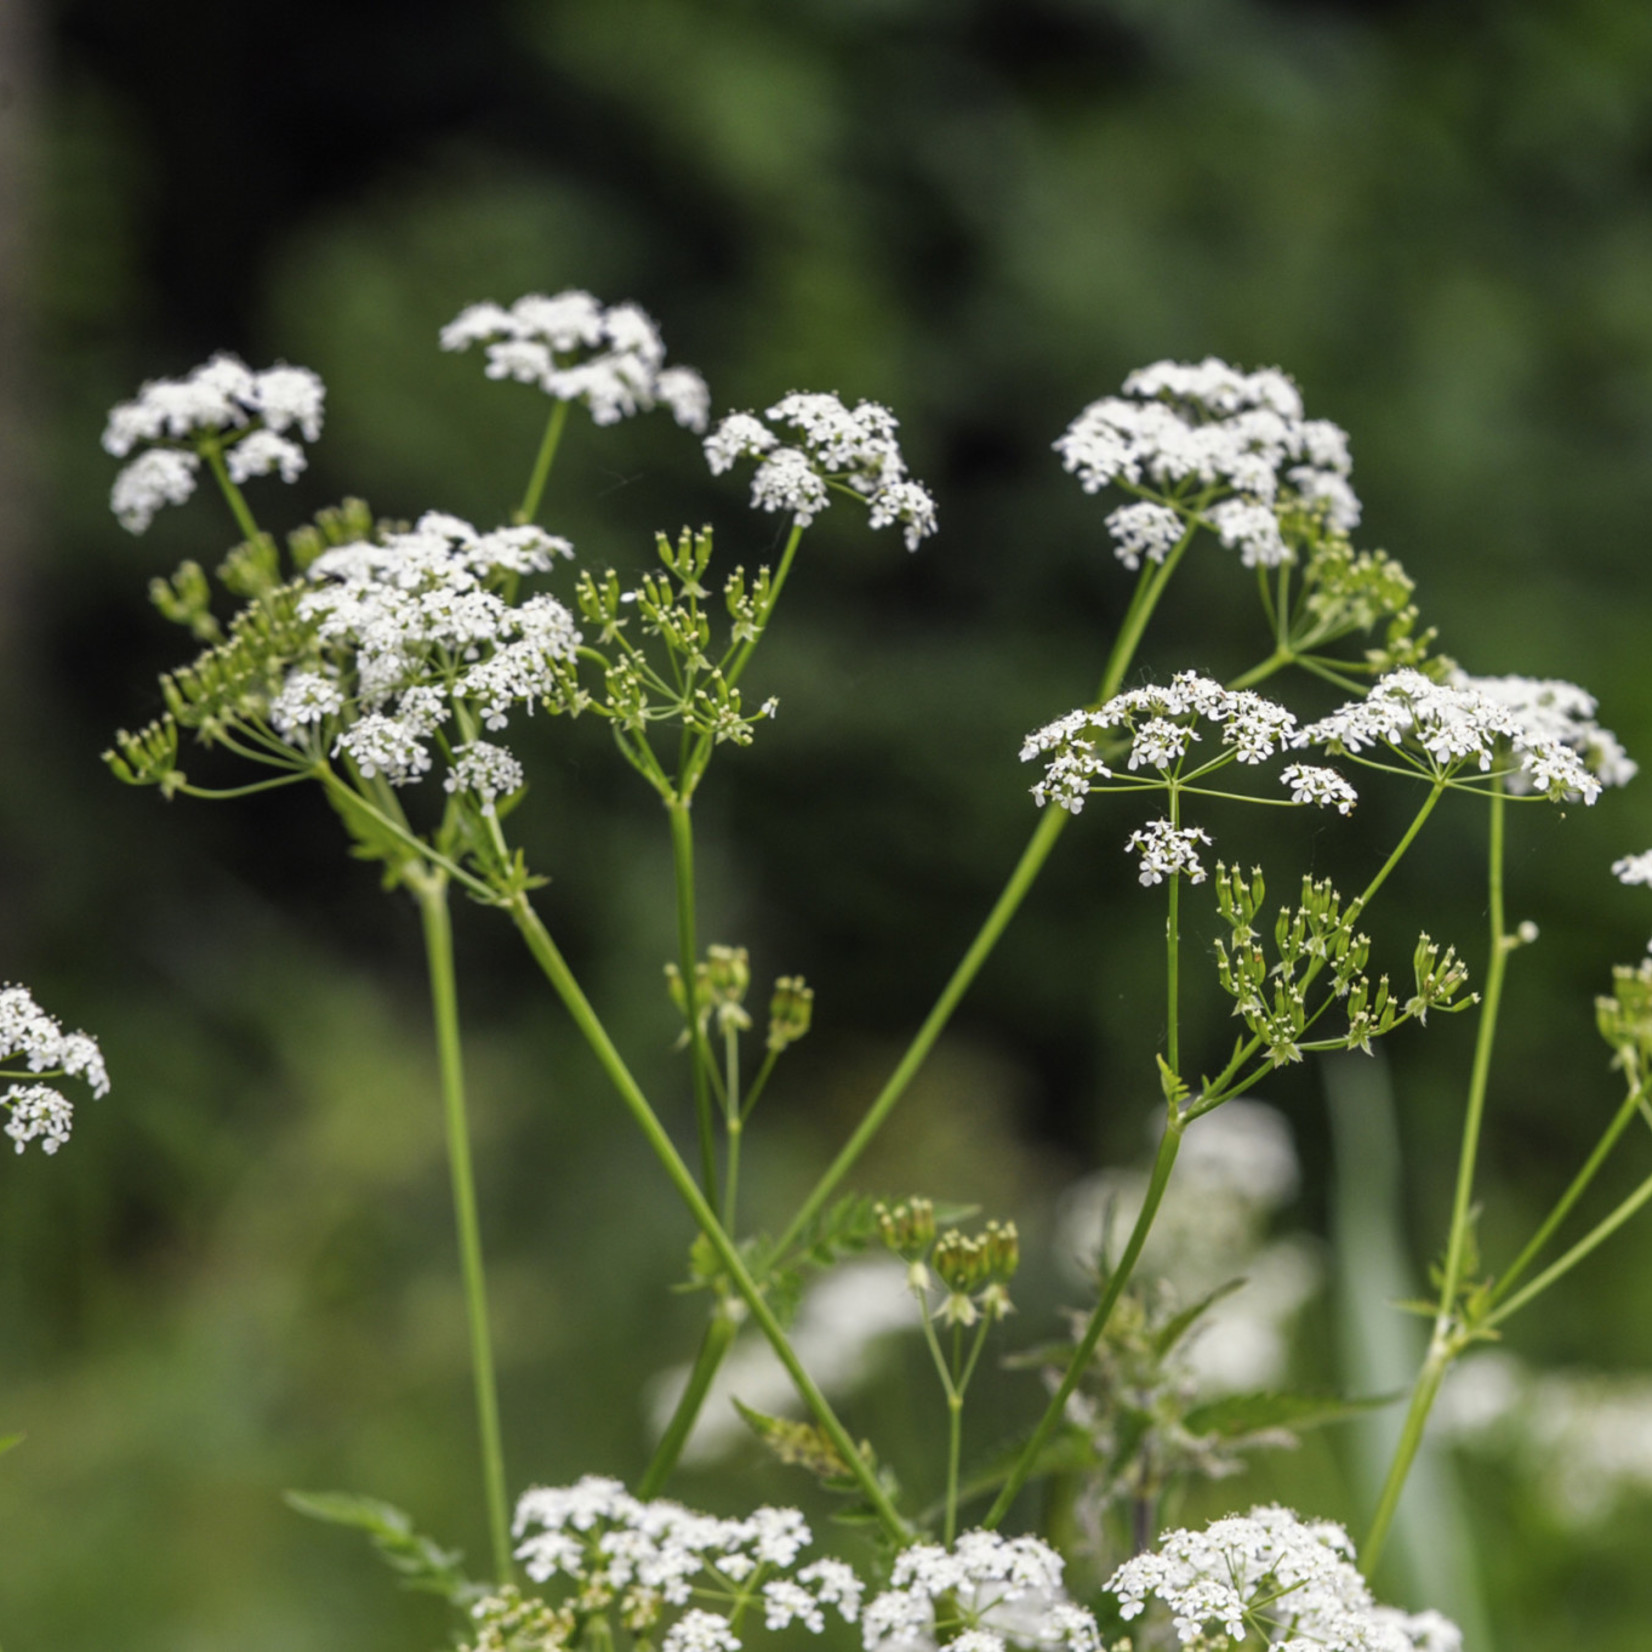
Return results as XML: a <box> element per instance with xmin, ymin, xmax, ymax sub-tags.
<box><xmin>945</xmin><ymin>1390</ymin><xmax>964</xmax><ymax>1544</ymax></box>
<box><xmin>200</xmin><ymin>439</ymin><xmax>263</xmax><ymax>545</ymax></box>
<box><xmin>507</xmin><ymin>894</ymin><xmax>909</xmax><ymax>1544</ymax></box>
<box><xmin>1226</xmin><ymin>648</ymin><xmax>1293</xmax><ymax>691</ymax></box>
<box><xmin>517</xmin><ymin>399</ymin><xmax>570</xmax><ymax>526</ymax></box>
<box><xmin>984</xmin><ymin>1119</ymin><xmax>1185</xmax><ymax>1528</ymax></box>
<box><xmin>1166</xmin><ymin>792</ymin><xmax>1182</xmax><ymax>1078</ymax></box>
<box><xmin>725</xmin><ymin>521</ymin><xmax>805</xmax><ymax>693</ymax></box>
<box><xmin>640</xmin><ymin>1302</ymin><xmax>741</xmax><ymax>1496</ymax></box>
<box><xmin>773</xmin><ymin>804</ymin><xmax>1068</xmax><ymax>1261</ymax></box>
<box><xmin>1365</xmin><ymin>781</ymin><xmax>1505</xmax><ymax>1571</ymax></box>
<box><xmin>667</xmin><ymin>799</ymin><xmax>720</xmax><ymax>1198</ymax></box>
<box><xmin>1491</xmin><ymin>1076</ymin><xmax>1648</xmax><ymax>1308</ymax></box>
<box><xmin>724</xmin><ymin>1024</ymin><xmax>742</xmax><ymax>1228</ymax></box>
<box><xmin>414</xmin><ymin>873</ymin><xmax>512</xmax><ymax>1581</ymax></box>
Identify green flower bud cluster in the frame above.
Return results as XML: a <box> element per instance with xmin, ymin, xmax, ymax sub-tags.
<box><xmin>767</xmin><ymin>977</ymin><xmax>814</xmax><ymax>1052</ymax></box>
<box><xmin>1211</xmin><ymin>865</ymin><xmax>1470</xmax><ymax>1066</ymax></box>
<box><xmin>568</xmin><ymin>526</ymin><xmax>780</xmax><ymax>791</ymax></box>
<box><xmin>877</xmin><ymin>1201</ymin><xmax>1019</xmax><ymax>1326</ymax></box>
<box><xmin>665</xmin><ymin>945</ymin><xmax>768</xmax><ymax>1039</ymax></box>
<box><xmin>1598</xmin><ymin>959</ymin><xmax>1652</xmax><ymax>1078</ymax></box>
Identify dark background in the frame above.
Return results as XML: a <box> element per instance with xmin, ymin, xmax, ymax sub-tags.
<box><xmin>4</xmin><ymin>1</ymin><xmax>1652</xmax><ymax>1646</ymax></box>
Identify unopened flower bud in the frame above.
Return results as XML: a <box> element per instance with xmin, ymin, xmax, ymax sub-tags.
<box><xmin>767</xmin><ymin>975</ymin><xmax>814</xmax><ymax>1051</ymax></box>
<box><xmin>875</xmin><ymin>1197</ymin><xmax>935</xmax><ymax>1258</ymax></box>
<box><xmin>982</xmin><ymin>1219</ymin><xmax>1020</xmax><ymax>1281</ymax></box>
<box><xmin>934</xmin><ymin>1230</ymin><xmax>987</xmax><ymax>1293</ymax></box>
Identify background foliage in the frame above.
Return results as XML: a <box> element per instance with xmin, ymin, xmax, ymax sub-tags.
<box><xmin>5</xmin><ymin>1</ymin><xmax>1652</xmax><ymax>1646</ymax></box>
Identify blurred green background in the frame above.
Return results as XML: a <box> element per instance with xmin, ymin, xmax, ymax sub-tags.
<box><xmin>4</xmin><ymin>0</ymin><xmax>1652</xmax><ymax>1646</ymax></box>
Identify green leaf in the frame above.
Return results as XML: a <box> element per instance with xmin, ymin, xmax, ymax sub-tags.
<box><xmin>284</xmin><ymin>1490</ymin><xmax>477</xmax><ymax>1601</ymax></box>
<box><xmin>1183</xmin><ymin>1390</ymin><xmax>1398</xmax><ymax>1439</ymax></box>
<box><xmin>1152</xmin><ymin>1277</ymin><xmax>1248</xmax><ymax>1359</ymax></box>
<box><xmin>0</xmin><ymin>1431</ymin><xmax>23</xmax><ymax>1458</ymax></box>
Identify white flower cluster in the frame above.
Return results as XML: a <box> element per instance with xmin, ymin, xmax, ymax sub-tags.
<box><xmin>1616</xmin><ymin>850</ymin><xmax>1652</xmax><ymax>887</ymax></box>
<box><xmin>863</xmin><ymin>1530</ymin><xmax>1100</xmax><ymax>1652</ymax></box>
<box><xmin>1125</xmin><ymin>820</ymin><xmax>1213</xmax><ymax>887</ymax></box>
<box><xmin>277</xmin><ymin>512</ymin><xmax>578</xmax><ymax>797</ymax></box>
<box><xmin>1107</xmin><ymin>1505</ymin><xmax>1459</xmax><ymax>1651</ymax></box>
<box><xmin>1280</xmin><ymin>762</ymin><xmax>1360</xmax><ymax>815</ymax></box>
<box><xmin>1</xmin><ymin>984</ymin><xmax>110</xmax><ymax>1155</ymax></box>
<box><xmin>1300</xmin><ymin>668</ymin><xmax>1629</xmax><ymax>802</ymax></box>
<box><xmin>1021</xmin><ymin>673</ymin><xmax>1349</xmax><ymax>817</ymax></box>
<box><xmin>704</xmin><ymin>393</ymin><xmax>938</xmax><ymax>550</ymax></box>
<box><xmin>1056</xmin><ymin>358</ymin><xmax>1359</xmax><ymax>571</ymax></box>
<box><xmin>103</xmin><ymin>353</ymin><xmax>326</xmax><ymax>532</ymax></box>
<box><xmin>441</xmin><ymin>290</ymin><xmax>710</xmax><ymax>432</ymax></box>
<box><xmin>509</xmin><ymin>1476</ymin><xmax>860</xmax><ymax>1652</ymax></box>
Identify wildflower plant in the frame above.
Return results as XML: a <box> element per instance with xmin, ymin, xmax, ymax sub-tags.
<box><xmin>85</xmin><ymin>296</ymin><xmax>1652</xmax><ymax>1650</ymax></box>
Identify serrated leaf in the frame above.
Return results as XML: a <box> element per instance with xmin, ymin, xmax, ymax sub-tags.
<box><xmin>1182</xmin><ymin>1390</ymin><xmax>1398</xmax><ymax>1439</ymax></box>
<box><xmin>734</xmin><ymin>1400</ymin><xmax>853</xmax><ymax>1480</ymax></box>
<box><xmin>284</xmin><ymin>1490</ymin><xmax>475</xmax><ymax>1601</ymax></box>
<box><xmin>1152</xmin><ymin>1277</ymin><xmax>1248</xmax><ymax>1359</ymax></box>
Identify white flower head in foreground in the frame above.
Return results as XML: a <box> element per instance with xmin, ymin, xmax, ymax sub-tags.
<box><xmin>704</xmin><ymin>392</ymin><xmax>937</xmax><ymax>550</ymax></box>
<box><xmin>441</xmin><ymin>290</ymin><xmax>710</xmax><ymax>432</ymax></box>
<box><xmin>1056</xmin><ymin>358</ymin><xmax>1360</xmax><ymax>571</ymax></box>
<box><xmin>1298</xmin><ymin>668</ymin><xmax>1616</xmax><ymax>803</ymax></box>
<box><xmin>103</xmin><ymin>353</ymin><xmax>326</xmax><ymax>533</ymax></box>
<box><xmin>1</xmin><ymin>983</ymin><xmax>110</xmax><ymax>1155</ymax></box>
<box><xmin>276</xmin><ymin>513</ymin><xmax>578</xmax><ymax>795</ymax></box>
<box><xmin>1281</xmin><ymin>762</ymin><xmax>1359</xmax><ymax>815</ymax></box>
<box><xmin>1126</xmin><ymin>820</ymin><xmax>1213</xmax><ymax>887</ymax></box>
<box><xmin>1020</xmin><ymin>673</ymin><xmax>1301</xmax><ymax>814</ymax></box>
<box><xmin>1107</xmin><ymin>1505</ymin><xmax>1459</xmax><ymax>1651</ymax></box>
<box><xmin>508</xmin><ymin>1476</ymin><xmax>859</xmax><ymax>1652</ymax></box>
<box><xmin>863</xmin><ymin>1530</ymin><xmax>1100</xmax><ymax>1652</ymax></box>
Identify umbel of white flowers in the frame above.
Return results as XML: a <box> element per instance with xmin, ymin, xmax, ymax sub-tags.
<box><xmin>705</xmin><ymin>393</ymin><xmax>939</xmax><ymax>550</ymax></box>
<box><xmin>1106</xmin><ymin>1504</ymin><xmax>1461</xmax><ymax>1651</ymax></box>
<box><xmin>1</xmin><ymin>983</ymin><xmax>109</xmax><ymax>1155</ymax></box>
<box><xmin>441</xmin><ymin>289</ymin><xmax>711</xmax><ymax>432</ymax></box>
<box><xmin>488</xmin><ymin>1478</ymin><xmax>1102</xmax><ymax>1652</ymax></box>
<box><xmin>1055</xmin><ymin>357</ymin><xmax>1359</xmax><ymax>571</ymax></box>
<box><xmin>102</xmin><ymin>353</ymin><xmax>326</xmax><ymax>533</ymax></box>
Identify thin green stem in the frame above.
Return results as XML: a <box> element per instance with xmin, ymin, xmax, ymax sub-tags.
<box><xmin>640</xmin><ymin>1303</ymin><xmax>741</xmax><ymax>1497</ymax></box>
<box><xmin>984</xmin><ymin>1119</ymin><xmax>1185</xmax><ymax>1528</ymax></box>
<box><xmin>667</xmin><ymin>799</ymin><xmax>720</xmax><ymax>1198</ymax></box>
<box><xmin>414</xmin><ymin>873</ymin><xmax>511</xmax><ymax>1581</ymax></box>
<box><xmin>200</xmin><ymin>439</ymin><xmax>263</xmax><ymax>545</ymax></box>
<box><xmin>771</xmin><ymin>517</ymin><xmax>1198</xmax><ymax>1266</ymax></box>
<box><xmin>1482</xmin><ymin>1164</ymin><xmax>1652</xmax><ymax>1331</ymax></box>
<box><xmin>725</xmin><ymin>521</ymin><xmax>805</xmax><ymax>693</ymax></box>
<box><xmin>724</xmin><ymin>1025</ymin><xmax>743</xmax><ymax>1227</ymax></box>
<box><xmin>741</xmin><ymin>1047</ymin><xmax>780</xmax><ymax>1121</ymax></box>
<box><xmin>1365</xmin><ymin>781</ymin><xmax>1505</xmax><ymax>1570</ymax></box>
<box><xmin>1166</xmin><ymin>791</ymin><xmax>1182</xmax><ymax>1078</ymax></box>
<box><xmin>773</xmin><ymin>804</ymin><xmax>1068</xmax><ymax>1261</ymax></box>
<box><xmin>1226</xmin><ymin>648</ymin><xmax>1293</xmax><ymax>691</ymax></box>
<box><xmin>176</xmin><ymin>771</ymin><xmax>312</xmax><ymax>801</ymax></box>
<box><xmin>517</xmin><ymin>399</ymin><xmax>570</xmax><ymax>526</ymax></box>
<box><xmin>945</xmin><ymin>1390</ymin><xmax>964</xmax><ymax>1544</ymax></box>
<box><xmin>1491</xmin><ymin>1076</ymin><xmax>1649</xmax><ymax>1308</ymax></box>
<box><xmin>507</xmin><ymin>894</ymin><xmax>909</xmax><ymax>1543</ymax></box>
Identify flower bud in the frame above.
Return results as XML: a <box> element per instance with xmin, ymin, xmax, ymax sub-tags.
<box><xmin>767</xmin><ymin>976</ymin><xmax>814</xmax><ymax>1051</ymax></box>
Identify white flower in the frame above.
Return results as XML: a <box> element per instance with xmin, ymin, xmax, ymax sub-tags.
<box><xmin>1056</xmin><ymin>358</ymin><xmax>1360</xmax><ymax>571</ymax></box>
<box><xmin>1107</xmin><ymin>1505</ymin><xmax>1450</xmax><ymax>1651</ymax></box>
<box><xmin>1614</xmin><ymin>850</ymin><xmax>1652</xmax><ymax>887</ymax></box>
<box><xmin>110</xmin><ymin>449</ymin><xmax>201</xmax><ymax>534</ymax></box>
<box><xmin>1125</xmin><ymin>820</ymin><xmax>1212</xmax><ymax>886</ymax></box>
<box><xmin>663</xmin><ymin>1610</ymin><xmax>740</xmax><ymax>1652</ymax></box>
<box><xmin>270</xmin><ymin>671</ymin><xmax>345</xmax><ymax>740</ymax></box>
<box><xmin>1104</xmin><ymin>501</ymin><xmax>1184</xmax><ymax>570</ymax></box>
<box><xmin>1451</xmin><ymin>670</ymin><xmax>1635</xmax><ymax>793</ymax></box>
<box><xmin>249</xmin><ymin>363</ymin><xmax>326</xmax><ymax>440</ymax></box>
<box><xmin>1299</xmin><ymin>668</ymin><xmax>1606</xmax><ymax>802</ymax></box>
<box><xmin>103</xmin><ymin>353</ymin><xmax>325</xmax><ymax>530</ymax></box>
<box><xmin>1280</xmin><ymin>762</ymin><xmax>1358</xmax><ymax>814</ymax></box>
<box><xmin>1207</xmin><ymin>497</ymin><xmax>1289</xmax><ymax>569</ymax></box>
<box><xmin>4</xmin><ymin>1084</ymin><xmax>74</xmax><ymax>1155</ymax></box>
<box><xmin>441</xmin><ymin>290</ymin><xmax>707</xmax><ymax>428</ymax></box>
<box><xmin>444</xmin><ymin>741</ymin><xmax>525</xmax><ymax>815</ymax></box>
<box><xmin>750</xmin><ymin>447</ymin><xmax>830</xmax><ymax>524</ymax></box>
<box><xmin>863</xmin><ymin>1531</ymin><xmax>1096</xmax><ymax>1652</ymax></box>
<box><xmin>225</xmin><ymin>428</ymin><xmax>307</xmax><ymax>485</ymax></box>
<box><xmin>705</xmin><ymin>393</ymin><xmax>937</xmax><ymax>548</ymax></box>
